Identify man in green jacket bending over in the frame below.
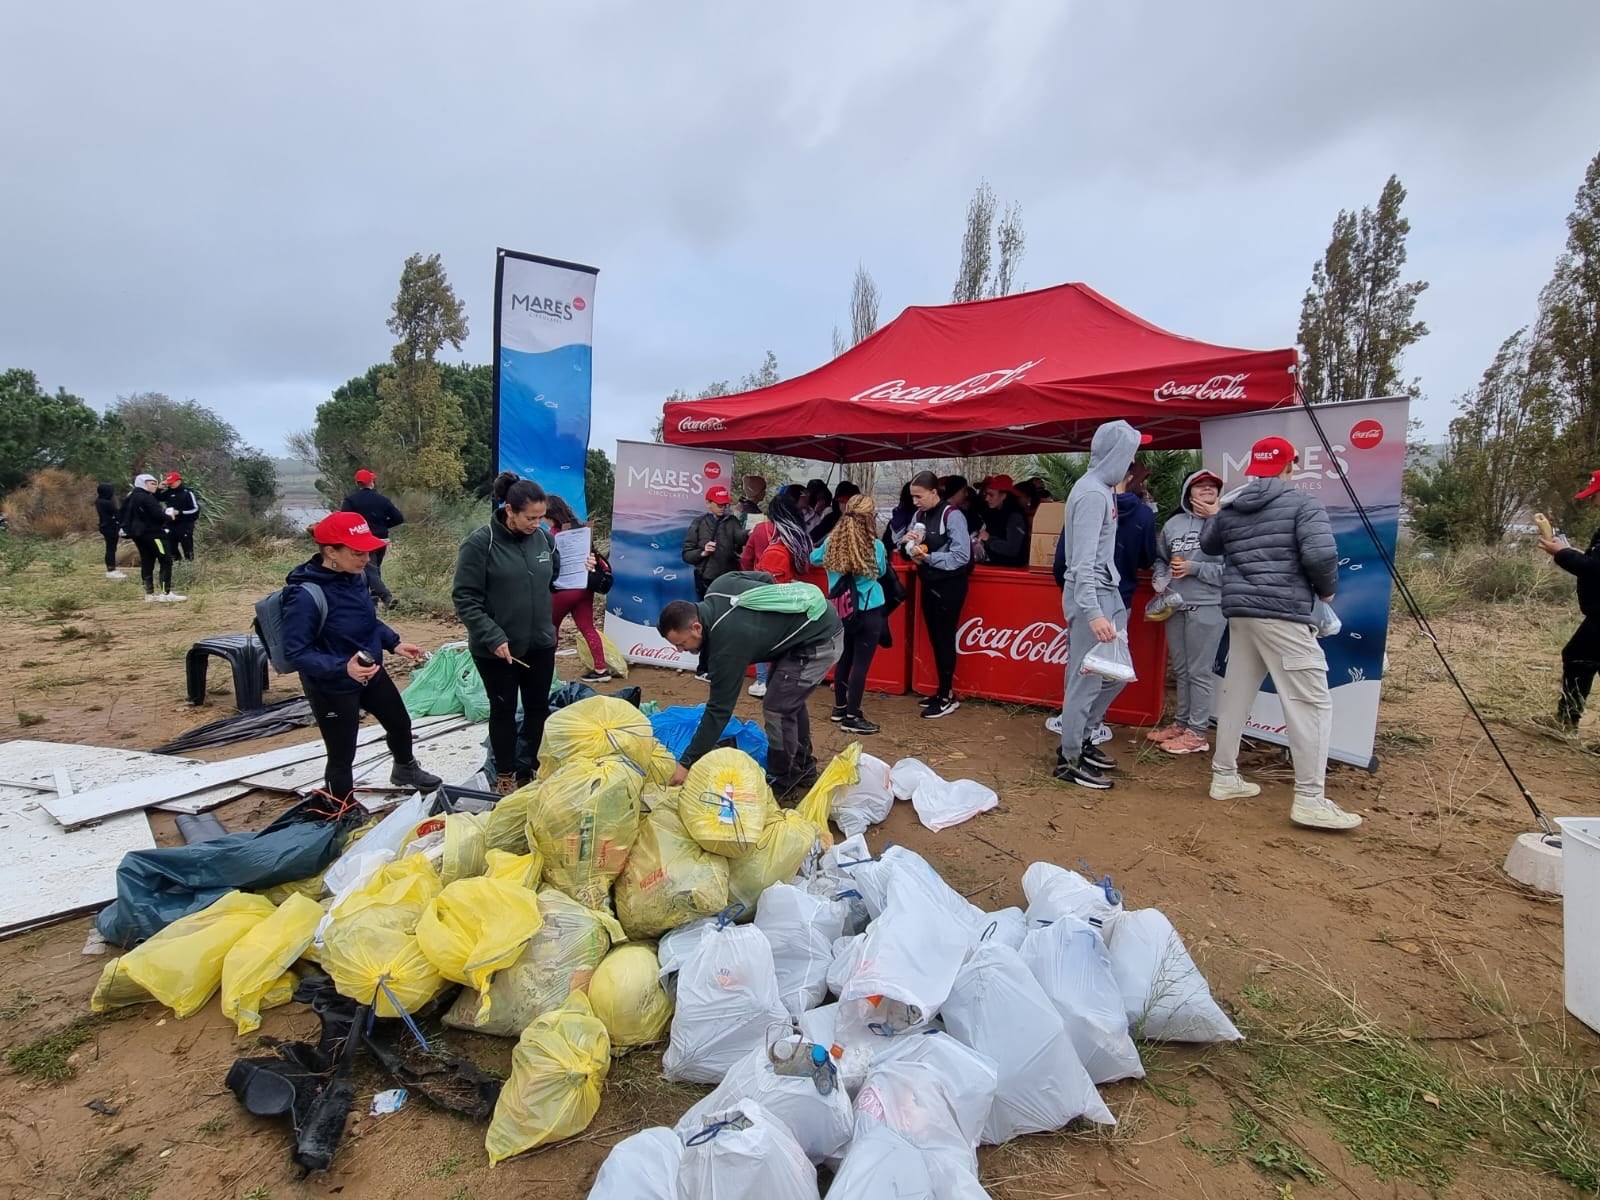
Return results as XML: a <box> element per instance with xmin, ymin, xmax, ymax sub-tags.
<box><xmin>658</xmin><ymin>571</ymin><xmax>843</xmax><ymax>797</ymax></box>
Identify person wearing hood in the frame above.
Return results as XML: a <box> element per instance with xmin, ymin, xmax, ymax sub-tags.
<box><xmin>1201</xmin><ymin>436</ymin><xmax>1357</xmax><ymax>831</ymax></box>
<box><xmin>1052</xmin><ymin>420</ymin><xmax>1143</xmax><ymax>788</ymax></box>
<box><xmin>157</xmin><ymin>471</ymin><xmax>200</xmax><ymax>561</ymax></box>
<box><xmin>94</xmin><ymin>482</ymin><xmax>126</xmax><ymax>579</ymax></box>
<box><xmin>1113</xmin><ymin>464</ymin><xmax>1157</xmax><ymax>609</ymax></box>
<box><xmin>1147</xmin><ymin>470</ymin><xmax>1225</xmax><ymax>756</ymax></box>
<box><xmin>342</xmin><ymin>468</ymin><xmax>405</xmax><ymax>609</ymax></box>
<box><xmin>119</xmin><ymin>474</ymin><xmax>184</xmax><ymax>602</ymax></box>
<box><xmin>453</xmin><ymin>472</ymin><xmax>569</xmax><ymax>793</ymax></box>
<box><xmin>1537</xmin><ymin>467</ymin><xmax>1600</xmax><ymax>728</ymax></box>
<box><xmin>978</xmin><ymin>475</ymin><xmax>1030</xmax><ymax>568</ymax></box>
<box><xmin>282</xmin><ymin>511</ymin><xmax>438</xmax><ymax>802</ymax></box>
<box><xmin>900</xmin><ymin>469</ymin><xmax>971</xmax><ymax>720</ymax></box>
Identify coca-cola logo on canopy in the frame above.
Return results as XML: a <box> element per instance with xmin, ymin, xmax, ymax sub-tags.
<box><xmin>956</xmin><ymin>615</ymin><xmax>1070</xmax><ymax>666</ymax></box>
<box><xmin>677</xmin><ymin>415</ymin><xmax>726</xmax><ymax>433</ymax></box>
<box><xmin>1153</xmin><ymin>373</ymin><xmax>1249</xmax><ymax>403</ymax></box>
<box><xmin>847</xmin><ymin>359</ymin><xmax>1045</xmax><ymax>407</ymax></box>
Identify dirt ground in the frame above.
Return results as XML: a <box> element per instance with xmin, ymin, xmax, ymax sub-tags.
<box><xmin>1</xmin><ymin>556</ymin><xmax>1598</xmax><ymax>1200</ymax></box>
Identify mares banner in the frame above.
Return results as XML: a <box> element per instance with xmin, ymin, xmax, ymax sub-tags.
<box><xmin>1200</xmin><ymin>395</ymin><xmax>1409</xmax><ymax>769</ymax></box>
<box><xmin>493</xmin><ymin>249</ymin><xmax>598</xmax><ymax>517</ymax></box>
<box><xmin>606</xmin><ymin>439</ymin><xmax>734</xmax><ymax>670</ymax></box>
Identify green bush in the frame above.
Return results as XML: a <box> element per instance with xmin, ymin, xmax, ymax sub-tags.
<box><xmin>383</xmin><ymin>491</ymin><xmax>487</xmax><ymax>618</ymax></box>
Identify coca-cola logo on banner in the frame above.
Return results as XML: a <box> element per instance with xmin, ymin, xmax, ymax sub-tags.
<box><xmin>847</xmin><ymin>359</ymin><xmax>1045</xmax><ymax>407</ymax></box>
<box><xmin>628</xmin><ymin>643</ymin><xmax>683</xmax><ymax>662</ymax></box>
<box><xmin>1153</xmin><ymin>373</ymin><xmax>1250</xmax><ymax>403</ymax></box>
<box><xmin>956</xmin><ymin>616</ymin><xmax>1070</xmax><ymax>665</ymax></box>
<box><xmin>1350</xmin><ymin>419</ymin><xmax>1384</xmax><ymax>449</ymax></box>
<box><xmin>677</xmin><ymin>415</ymin><xmax>726</xmax><ymax>433</ymax></box>
<box><xmin>703</xmin><ymin>461</ymin><xmax>722</xmax><ymax>480</ymax></box>
<box><xmin>573</xmin><ymin>296</ymin><xmax>587</xmax><ymax>311</ymax></box>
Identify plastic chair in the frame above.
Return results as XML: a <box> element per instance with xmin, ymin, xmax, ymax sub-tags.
<box><xmin>186</xmin><ymin>633</ymin><xmax>270</xmax><ymax>710</ymax></box>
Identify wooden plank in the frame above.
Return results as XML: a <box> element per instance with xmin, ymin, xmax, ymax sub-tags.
<box><xmin>53</xmin><ymin>768</ymin><xmax>74</xmax><ymax>798</ymax></box>
<box><xmin>239</xmin><ymin>716</ymin><xmax>471</xmax><ymax>792</ymax></box>
<box><xmin>1</xmin><ymin>785</ymin><xmax>155</xmax><ymax>936</ymax></box>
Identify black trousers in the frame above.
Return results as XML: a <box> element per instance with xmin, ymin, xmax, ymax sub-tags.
<box><xmin>364</xmin><ymin>545</ymin><xmax>391</xmax><ymax>604</ymax></box>
<box><xmin>474</xmin><ymin>647</ymin><xmax>557</xmax><ymax>781</ymax></box>
<box><xmin>102</xmin><ymin>532</ymin><xmax>119</xmax><ymax>571</ymax></box>
<box><xmin>834</xmin><ymin>608</ymin><xmax>885</xmax><ymax>714</ymax></box>
<box><xmin>920</xmin><ymin>573</ymin><xmax>969</xmax><ymax>696</ymax></box>
<box><xmin>172</xmin><ymin>523</ymin><xmax>195</xmax><ymax>561</ymax></box>
<box><xmin>1559</xmin><ymin>615</ymin><xmax>1600</xmax><ymax>725</ymax></box>
<box><xmin>303</xmin><ymin>668</ymin><xmax>413</xmax><ymax>800</ymax></box>
<box><xmin>134</xmin><ymin>534</ymin><xmax>172</xmax><ymax>594</ymax></box>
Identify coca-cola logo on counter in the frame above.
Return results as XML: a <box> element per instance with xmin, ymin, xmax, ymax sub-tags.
<box><xmin>847</xmin><ymin>359</ymin><xmax>1045</xmax><ymax>407</ymax></box>
<box><xmin>676</xmin><ymin>415</ymin><xmax>726</xmax><ymax>433</ymax></box>
<box><xmin>1153</xmin><ymin>373</ymin><xmax>1249</xmax><ymax>403</ymax></box>
<box><xmin>956</xmin><ymin>616</ymin><xmax>1070</xmax><ymax>665</ymax></box>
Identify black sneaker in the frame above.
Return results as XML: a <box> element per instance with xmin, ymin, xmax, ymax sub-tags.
<box><xmin>1080</xmin><ymin>742</ymin><xmax>1117</xmax><ymax>772</ymax></box>
<box><xmin>921</xmin><ymin>696</ymin><xmax>960</xmax><ymax>720</ymax></box>
<box><xmin>917</xmin><ymin>692</ymin><xmax>939</xmax><ymax>708</ymax></box>
<box><xmin>829</xmin><ymin>705</ymin><xmax>849</xmax><ymax>723</ymax></box>
<box><xmin>694</xmin><ymin>671</ymin><xmax>711</xmax><ymax>683</ymax></box>
<box><xmin>390</xmin><ymin>759</ymin><xmax>442</xmax><ymax>793</ymax></box>
<box><xmin>580</xmin><ymin>669</ymin><xmax>612</xmax><ymax>683</ymax></box>
<box><xmin>1053</xmin><ymin>756</ymin><xmax>1114</xmax><ymax>789</ymax></box>
<box><xmin>840</xmin><ymin>713</ymin><xmax>880</xmax><ymax>735</ymax></box>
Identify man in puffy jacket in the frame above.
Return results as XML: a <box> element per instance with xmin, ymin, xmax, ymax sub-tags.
<box><xmin>1201</xmin><ymin>436</ymin><xmax>1357</xmax><ymax>831</ymax></box>
<box><xmin>342</xmin><ymin>468</ymin><xmax>406</xmax><ymax>609</ymax></box>
<box><xmin>1538</xmin><ymin>468</ymin><xmax>1600</xmax><ymax>729</ymax></box>
<box><xmin>682</xmin><ymin>486</ymin><xmax>748</xmax><ymax>599</ymax></box>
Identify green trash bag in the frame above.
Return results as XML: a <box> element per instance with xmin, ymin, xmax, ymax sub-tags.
<box><xmin>402</xmin><ymin>643</ymin><xmax>490</xmax><ymax>722</ymax></box>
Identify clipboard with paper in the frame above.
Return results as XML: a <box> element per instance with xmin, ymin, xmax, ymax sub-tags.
<box><xmin>554</xmin><ymin>527</ymin><xmax>592</xmax><ymax>590</ymax></box>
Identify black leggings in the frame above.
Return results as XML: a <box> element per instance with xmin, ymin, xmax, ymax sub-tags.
<box><xmin>1560</xmin><ymin>615</ymin><xmax>1600</xmax><ymax>725</ymax></box>
<box><xmin>134</xmin><ymin>534</ymin><xmax>172</xmax><ymax>594</ymax></box>
<box><xmin>920</xmin><ymin>573</ymin><xmax>969</xmax><ymax>696</ymax></box>
<box><xmin>102</xmin><ymin>532</ymin><xmax>119</xmax><ymax>571</ymax></box>
<box><xmin>172</xmin><ymin>524</ymin><xmax>195</xmax><ymax>562</ymax></box>
<box><xmin>474</xmin><ymin>647</ymin><xmax>557</xmax><ymax>781</ymax></box>
<box><xmin>834</xmin><ymin>608</ymin><xmax>885</xmax><ymax>714</ymax></box>
<box><xmin>303</xmin><ymin>669</ymin><xmax>414</xmax><ymax>800</ymax></box>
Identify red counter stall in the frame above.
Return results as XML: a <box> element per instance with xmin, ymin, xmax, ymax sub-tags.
<box><xmin>803</xmin><ymin>558</ymin><xmax>918</xmax><ymax>696</ymax></box>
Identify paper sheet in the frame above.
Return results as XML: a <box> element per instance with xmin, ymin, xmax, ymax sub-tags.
<box><xmin>555</xmin><ymin>527</ymin><xmax>592</xmax><ymax>590</ymax></box>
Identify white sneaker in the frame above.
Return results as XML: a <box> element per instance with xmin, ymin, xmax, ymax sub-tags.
<box><xmin>1090</xmin><ymin>723</ymin><xmax>1114</xmax><ymax>746</ymax></box>
<box><xmin>144</xmin><ymin>593</ymin><xmax>158</xmax><ymax>603</ymax></box>
<box><xmin>1209</xmin><ymin>773</ymin><xmax>1262</xmax><ymax>801</ymax></box>
<box><xmin>1290</xmin><ymin>798</ymin><xmax>1362</xmax><ymax>831</ymax></box>
<box><xmin>106</xmin><ymin>570</ymin><xmax>127</xmax><ymax>580</ymax></box>
<box><xmin>165</xmin><ymin>592</ymin><xmax>187</xmax><ymax>602</ymax></box>
<box><xmin>748</xmin><ymin>681</ymin><xmax>768</xmax><ymax>698</ymax></box>
<box><xmin>1044</xmin><ymin>714</ymin><xmax>1062</xmax><ymax>735</ymax></box>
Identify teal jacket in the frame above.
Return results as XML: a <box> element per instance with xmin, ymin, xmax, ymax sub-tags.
<box><xmin>452</xmin><ymin>511</ymin><xmax>561</xmax><ymax>659</ymax></box>
<box><xmin>809</xmin><ymin>540</ymin><xmax>887</xmax><ymax>611</ymax></box>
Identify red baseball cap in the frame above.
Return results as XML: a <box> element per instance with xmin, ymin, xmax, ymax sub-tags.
<box><xmin>1576</xmin><ymin>469</ymin><xmax>1600</xmax><ymax>500</ymax></box>
<box><xmin>164</xmin><ymin>472</ymin><xmax>182</xmax><ymax>486</ymax></box>
<box><xmin>354</xmin><ymin>468</ymin><xmax>376</xmax><ymax>485</ymax></box>
<box><xmin>311</xmin><ymin>511</ymin><xmax>386</xmax><ymax>551</ymax></box>
<box><xmin>1245</xmin><ymin>436</ymin><xmax>1298</xmax><ymax>477</ymax></box>
<box><xmin>706</xmin><ymin>486</ymin><xmax>731</xmax><ymax>504</ymax></box>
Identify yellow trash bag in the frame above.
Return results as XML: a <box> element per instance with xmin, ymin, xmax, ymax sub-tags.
<box><xmin>643</xmin><ymin>743</ymin><xmax>680</xmax><ymax>791</ymax></box>
<box><xmin>322</xmin><ymin>856</ymin><xmax>445</xmax><ymax>1017</ymax></box>
<box><xmin>576</xmin><ymin>629</ymin><xmax>630</xmax><ymax>679</ymax></box>
<box><xmin>588</xmin><ymin>942</ymin><xmax>673</xmax><ymax>1049</ymax></box>
<box><xmin>259</xmin><ymin>971</ymin><xmax>297</xmax><ymax>1013</ymax></box>
<box><xmin>92</xmin><ymin>891</ymin><xmax>275</xmax><ymax>1019</ymax></box>
<box><xmin>486</xmin><ymin>782</ymin><xmax>535</xmax><ymax>854</ymax></box>
<box><xmin>539</xmin><ymin>695</ymin><xmax>656</xmax><ymax>773</ymax></box>
<box><xmin>796</xmin><ymin>743</ymin><xmax>860</xmax><ymax>849</ymax></box>
<box><xmin>526</xmin><ymin>757</ymin><xmax>642</xmax><ymax>909</ymax></box>
<box><xmin>416</xmin><ymin>868</ymin><xmax>545</xmax><ymax>1025</ymax></box>
<box><xmin>221</xmin><ymin>893</ymin><xmax>324</xmax><ymax>1035</ymax></box>
<box><xmin>333</xmin><ymin>853</ymin><xmax>442</xmax><ymax>921</ymax></box>
<box><xmin>728</xmin><ymin>809</ymin><xmax>823</xmax><ymax>913</ymax></box>
<box><xmin>444</xmin><ymin>887</ymin><xmax>624</xmax><ymax>1037</ymax></box>
<box><xmin>614</xmin><ymin>807</ymin><xmax>730</xmax><ymax>940</ymax></box>
<box><xmin>483</xmin><ymin>846</ymin><xmax>543</xmax><ymax>887</ymax></box>
<box><xmin>485</xmin><ymin>991</ymin><xmax>611</xmax><ymax>1165</ymax></box>
<box><xmin>260</xmin><ymin>870</ymin><xmax>327</xmax><ymax>906</ymax></box>
<box><xmin>440</xmin><ymin>811</ymin><xmax>490</xmax><ymax>884</ymax></box>
<box><xmin>679</xmin><ymin>748</ymin><xmax>775</xmax><ymax>859</ymax></box>
<box><xmin>90</xmin><ymin>958</ymin><xmax>155</xmax><ymax>1012</ymax></box>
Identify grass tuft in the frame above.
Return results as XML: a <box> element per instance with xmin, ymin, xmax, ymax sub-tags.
<box><xmin>5</xmin><ymin>1021</ymin><xmax>94</xmax><ymax>1083</ymax></box>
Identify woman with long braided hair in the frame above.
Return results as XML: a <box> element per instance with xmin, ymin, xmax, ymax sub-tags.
<box><xmin>812</xmin><ymin>493</ymin><xmax>888</xmax><ymax>734</ymax></box>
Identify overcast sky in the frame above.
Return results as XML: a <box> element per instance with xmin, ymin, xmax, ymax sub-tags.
<box><xmin>3</xmin><ymin>1</ymin><xmax>1597</xmax><ymax>464</ymax></box>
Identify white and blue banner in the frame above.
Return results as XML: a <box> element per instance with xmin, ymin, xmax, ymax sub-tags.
<box><xmin>493</xmin><ymin>249</ymin><xmax>598</xmax><ymax>516</ymax></box>
<box><xmin>1200</xmin><ymin>396</ymin><xmax>1409</xmax><ymax>769</ymax></box>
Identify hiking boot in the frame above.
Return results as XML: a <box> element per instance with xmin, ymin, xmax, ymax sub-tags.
<box><xmin>1290</xmin><ymin>798</ymin><xmax>1363</xmax><ymax>831</ymax></box>
<box><xmin>1053</xmin><ymin>756</ymin><xmax>1113</xmax><ymax>789</ymax></box>
<box><xmin>580</xmin><ymin>668</ymin><xmax>612</xmax><ymax>683</ymax></box>
<box><xmin>492</xmin><ymin>773</ymin><xmax>517</xmax><ymax>796</ymax></box>
<box><xmin>748</xmin><ymin>680</ymin><xmax>768</xmax><ymax>698</ymax></box>
<box><xmin>1161</xmin><ymin>730</ymin><xmax>1210</xmax><ymax>756</ymax></box>
<box><xmin>390</xmin><ymin>759</ymin><xmax>442</xmax><ymax>794</ymax></box>
<box><xmin>1209</xmin><ymin>773</ymin><xmax>1262</xmax><ymax>801</ymax></box>
<box><xmin>829</xmin><ymin>705</ymin><xmax>849</xmax><ymax>722</ymax></box>
<box><xmin>1145</xmin><ymin>722</ymin><xmax>1186</xmax><ymax>744</ymax></box>
<box><xmin>1080</xmin><ymin>742</ymin><xmax>1117</xmax><ymax>772</ymax></box>
<box><xmin>840</xmin><ymin>713</ymin><xmax>880</xmax><ymax>735</ymax></box>
<box><xmin>921</xmin><ymin>696</ymin><xmax>960</xmax><ymax>720</ymax></box>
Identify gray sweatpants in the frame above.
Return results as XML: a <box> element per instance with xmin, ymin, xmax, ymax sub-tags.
<box><xmin>1212</xmin><ymin>617</ymin><xmax>1332</xmax><ymax>802</ymax></box>
<box><xmin>1058</xmin><ymin>589</ymin><xmax>1129</xmax><ymax>760</ymax></box>
<box><xmin>764</xmin><ymin>629</ymin><xmax>844</xmax><ymax>789</ymax></box>
<box><xmin>1166</xmin><ymin>606</ymin><xmax>1226</xmax><ymax>733</ymax></box>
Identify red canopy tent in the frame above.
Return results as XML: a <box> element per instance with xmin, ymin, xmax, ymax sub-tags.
<box><xmin>663</xmin><ymin>282</ymin><xmax>1298</xmax><ymax>460</ymax></box>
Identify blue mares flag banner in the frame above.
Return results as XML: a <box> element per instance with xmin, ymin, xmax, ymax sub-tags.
<box><xmin>606</xmin><ymin>439</ymin><xmax>734</xmax><ymax>671</ymax></box>
<box><xmin>1199</xmin><ymin>395</ymin><xmax>1409</xmax><ymax>770</ymax></box>
<box><xmin>493</xmin><ymin>249</ymin><xmax>598</xmax><ymax>517</ymax></box>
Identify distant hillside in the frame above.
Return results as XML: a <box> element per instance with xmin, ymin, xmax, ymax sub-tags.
<box><xmin>272</xmin><ymin>457</ymin><xmax>323</xmax><ymax>509</ymax></box>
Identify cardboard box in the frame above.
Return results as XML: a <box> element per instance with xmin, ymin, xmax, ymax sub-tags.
<box><xmin>1028</xmin><ymin>502</ymin><xmax>1063</xmax><ymax>571</ymax></box>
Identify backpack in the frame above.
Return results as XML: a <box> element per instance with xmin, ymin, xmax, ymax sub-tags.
<box><xmin>254</xmin><ymin>582</ymin><xmax>327</xmax><ymax>674</ymax></box>
<box><xmin>828</xmin><ymin>573</ymin><xmax>859</xmax><ymax>624</ymax></box>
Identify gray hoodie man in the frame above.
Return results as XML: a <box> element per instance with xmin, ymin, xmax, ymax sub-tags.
<box><xmin>1151</xmin><ymin>470</ymin><xmax>1227</xmax><ymax>744</ymax></box>
<box><xmin>1055</xmin><ymin>419</ymin><xmax>1143</xmax><ymax>786</ymax></box>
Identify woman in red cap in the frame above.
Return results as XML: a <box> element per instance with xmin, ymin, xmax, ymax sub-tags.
<box><xmin>281</xmin><ymin>512</ymin><xmax>439</xmax><ymax>802</ymax></box>
<box><xmin>1538</xmin><ymin>468</ymin><xmax>1600</xmax><ymax>728</ymax></box>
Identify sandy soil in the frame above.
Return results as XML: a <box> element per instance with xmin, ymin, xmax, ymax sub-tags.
<box><xmin>1</xmin><ymin>562</ymin><xmax>1597</xmax><ymax>1200</ymax></box>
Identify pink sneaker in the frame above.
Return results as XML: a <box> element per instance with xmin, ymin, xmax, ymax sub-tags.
<box><xmin>1161</xmin><ymin>729</ymin><xmax>1211</xmax><ymax>755</ymax></box>
<box><xmin>1145</xmin><ymin>722</ymin><xmax>1186</xmax><ymax>744</ymax></box>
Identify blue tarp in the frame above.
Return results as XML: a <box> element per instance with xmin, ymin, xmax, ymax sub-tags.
<box><xmin>649</xmin><ymin>705</ymin><xmax>768</xmax><ymax>767</ymax></box>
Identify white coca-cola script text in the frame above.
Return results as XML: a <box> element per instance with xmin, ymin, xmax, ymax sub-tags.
<box><xmin>1152</xmin><ymin>373</ymin><xmax>1249</xmax><ymax>403</ymax></box>
<box><xmin>847</xmin><ymin>360</ymin><xmax>1044</xmax><ymax>406</ymax></box>
<box><xmin>956</xmin><ymin>616</ymin><xmax>1070</xmax><ymax>665</ymax></box>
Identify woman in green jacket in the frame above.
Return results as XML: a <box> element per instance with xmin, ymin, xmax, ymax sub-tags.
<box><xmin>452</xmin><ymin>471</ymin><xmax>574</xmax><ymax>793</ymax></box>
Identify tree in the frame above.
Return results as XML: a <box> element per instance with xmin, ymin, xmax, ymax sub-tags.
<box><xmin>440</xmin><ymin>362</ymin><xmax>495</xmax><ymax>496</ymax></box>
<box><xmin>1402</xmin><ymin>456</ymin><xmax>1474</xmax><ymax>547</ymax></box>
<box><xmin>109</xmin><ymin>392</ymin><xmax>277</xmax><ymax>523</ymax></box>
<box><xmin>0</xmin><ymin>369</ymin><xmax>121</xmax><ymax>495</ymax></box>
<box><xmin>1531</xmin><ymin>147</ymin><xmax>1600</xmax><ymax>526</ymax></box>
<box><xmin>585</xmin><ymin>448</ymin><xmax>615</xmax><ymax>536</ymax></box>
<box><xmin>1297</xmin><ymin>175</ymin><xmax>1429</xmax><ymax>404</ymax></box>
<box><xmin>952</xmin><ymin>181</ymin><xmax>1026</xmax><ymax>304</ymax></box>
<box><xmin>374</xmin><ymin>253</ymin><xmax>470</xmax><ymax>491</ymax></box>
<box><xmin>843</xmin><ymin>266</ymin><xmax>882</xmax><ymax>499</ymax></box>
<box><xmin>1029</xmin><ymin>452</ymin><xmax>1088</xmax><ymax>503</ymax></box>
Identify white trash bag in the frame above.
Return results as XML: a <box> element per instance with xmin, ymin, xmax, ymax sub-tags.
<box><xmin>663</xmin><ymin>920</ymin><xmax>789</xmax><ymax>1084</ymax></box>
<box><xmin>832</xmin><ymin>752</ymin><xmax>894</xmax><ymax>837</ymax></box>
<box><xmin>1313</xmin><ymin>598</ymin><xmax>1342</xmax><ymax>638</ymax></box>
<box><xmin>1105</xmin><ymin>908</ymin><xmax>1243</xmax><ymax>1043</ymax></box>
<box><xmin>678</xmin><ymin>1100</ymin><xmax>820</xmax><ymax>1200</ymax></box>
<box><xmin>1020</xmin><ymin>918</ymin><xmax>1144</xmax><ymax>1084</ymax></box>
<box><xmin>940</xmin><ymin>941</ymin><xmax>1115</xmax><ymax>1143</ymax></box>
<box><xmin>826</xmin><ymin>1117</ymin><xmax>936</xmax><ymax>1199</ymax></box>
<box><xmin>1081</xmin><ymin>630</ymin><xmax>1136</xmax><ymax>682</ymax></box>
<box><xmin>589</xmin><ymin>1126</ymin><xmax>682</xmax><ymax>1200</ymax></box>
<box><xmin>979</xmin><ymin>906</ymin><xmax>1028</xmax><ymax>950</ymax></box>
<box><xmin>826</xmin><ymin>932</ymin><xmax>867</xmax><ymax>1000</ymax></box>
<box><xmin>797</xmin><ymin>1002</ymin><xmax>871</xmax><ymax>1097</ymax></box>
<box><xmin>854</xmin><ymin>1029</ymin><xmax>997</xmax><ymax>1191</ymax></box>
<box><xmin>1022</xmin><ymin>861</ymin><xmax>1123</xmax><ymax>929</ymax></box>
<box><xmin>657</xmin><ymin>915</ymin><xmax>719</xmax><ymax>994</ymax></box>
<box><xmin>801</xmin><ymin>872</ymin><xmax>871</xmax><ymax>936</ymax></box>
<box><xmin>674</xmin><ymin>1038</ymin><xmax>854</xmax><ymax>1166</ymax></box>
<box><xmin>889</xmin><ymin>758</ymin><xmax>998</xmax><ymax>833</ymax></box>
<box><xmin>755</xmin><ymin>882</ymin><xmax>847</xmax><ymax>1018</ymax></box>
